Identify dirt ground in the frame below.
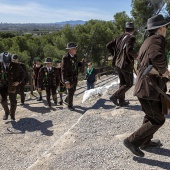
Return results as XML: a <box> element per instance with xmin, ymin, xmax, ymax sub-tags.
<box><xmin>0</xmin><ymin>75</ymin><xmax>170</xmax><ymax>170</ymax></box>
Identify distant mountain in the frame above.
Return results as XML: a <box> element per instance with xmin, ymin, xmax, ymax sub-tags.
<box><xmin>55</xmin><ymin>20</ymin><xmax>86</xmax><ymax>26</ymax></box>
<box><xmin>0</xmin><ymin>20</ymin><xmax>87</xmax><ymax>32</ymax></box>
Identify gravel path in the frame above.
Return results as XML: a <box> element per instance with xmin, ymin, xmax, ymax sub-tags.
<box><xmin>0</xmin><ymin>75</ymin><xmax>170</xmax><ymax>170</ymax></box>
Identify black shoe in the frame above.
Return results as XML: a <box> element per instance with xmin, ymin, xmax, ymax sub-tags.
<box><xmin>59</xmin><ymin>101</ymin><xmax>63</xmax><ymax>105</ymax></box>
<box><xmin>123</xmin><ymin>138</ymin><xmax>145</xmax><ymax>157</ymax></box>
<box><xmin>119</xmin><ymin>101</ymin><xmax>130</xmax><ymax>107</ymax></box>
<box><xmin>37</xmin><ymin>97</ymin><xmax>42</xmax><ymax>101</ymax></box>
<box><xmin>3</xmin><ymin>113</ymin><xmax>9</xmax><ymax>120</ymax></box>
<box><xmin>11</xmin><ymin>116</ymin><xmax>16</xmax><ymax>121</ymax></box>
<box><xmin>140</xmin><ymin>139</ymin><xmax>162</xmax><ymax>150</ymax></box>
<box><xmin>20</xmin><ymin>103</ymin><xmax>25</xmax><ymax>106</ymax></box>
<box><xmin>110</xmin><ymin>96</ymin><xmax>119</xmax><ymax>106</ymax></box>
<box><xmin>68</xmin><ymin>106</ymin><xmax>75</xmax><ymax>111</ymax></box>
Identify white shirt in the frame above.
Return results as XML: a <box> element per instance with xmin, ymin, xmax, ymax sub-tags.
<box><xmin>69</xmin><ymin>53</ymin><xmax>74</xmax><ymax>58</ymax></box>
<box><xmin>46</xmin><ymin>67</ymin><xmax>52</xmax><ymax>72</ymax></box>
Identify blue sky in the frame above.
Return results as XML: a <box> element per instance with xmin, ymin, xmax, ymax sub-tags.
<box><xmin>0</xmin><ymin>0</ymin><xmax>132</xmax><ymax>23</ymax></box>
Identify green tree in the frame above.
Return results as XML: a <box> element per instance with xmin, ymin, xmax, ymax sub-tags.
<box><xmin>113</xmin><ymin>11</ymin><xmax>131</xmax><ymax>34</ymax></box>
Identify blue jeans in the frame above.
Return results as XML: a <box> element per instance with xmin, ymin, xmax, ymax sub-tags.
<box><xmin>87</xmin><ymin>81</ymin><xmax>94</xmax><ymax>90</ymax></box>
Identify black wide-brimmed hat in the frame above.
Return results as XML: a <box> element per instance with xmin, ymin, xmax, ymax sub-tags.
<box><xmin>125</xmin><ymin>22</ymin><xmax>134</xmax><ymax>29</ymax></box>
<box><xmin>146</xmin><ymin>14</ymin><xmax>170</xmax><ymax>30</ymax></box>
<box><xmin>11</xmin><ymin>54</ymin><xmax>18</xmax><ymax>60</ymax></box>
<box><xmin>44</xmin><ymin>57</ymin><xmax>53</xmax><ymax>63</ymax></box>
<box><xmin>66</xmin><ymin>42</ymin><xmax>78</xmax><ymax>49</ymax></box>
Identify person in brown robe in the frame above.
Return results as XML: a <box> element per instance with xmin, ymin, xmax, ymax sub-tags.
<box><xmin>123</xmin><ymin>14</ymin><xmax>170</xmax><ymax>157</ymax></box>
<box><xmin>0</xmin><ymin>52</ymin><xmax>25</xmax><ymax>121</ymax></box>
<box><xmin>106</xmin><ymin>22</ymin><xmax>136</xmax><ymax>107</ymax></box>
<box><xmin>11</xmin><ymin>54</ymin><xmax>29</xmax><ymax>106</ymax></box>
<box><xmin>54</xmin><ymin>59</ymin><xmax>66</xmax><ymax>105</ymax></box>
<box><xmin>61</xmin><ymin>42</ymin><xmax>85</xmax><ymax>111</ymax></box>
<box><xmin>37</xmin><ymin>57</ymin><xmax>60</xmax><ymax>108</ymax></box>
<box><xmin>33</xmin><ymin>58</ymin><xmax>43</xmax><ymax>101</ymax></box>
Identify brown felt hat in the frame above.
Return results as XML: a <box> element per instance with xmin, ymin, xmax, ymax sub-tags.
<box><xmin>145</xmin><ymin>14</ymin><xmax>170</xmax><ymax>30</ymax></box>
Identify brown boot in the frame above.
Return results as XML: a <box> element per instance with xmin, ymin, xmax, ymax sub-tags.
<box><xmin>109</xmin><ymin>96</ymin><xmax>119</xmax><ymax>106</ymax></box>
<box><xmin>123</xmin><ymin>138</ymin><xmax>145</xmax><ymax>157</ymax></box>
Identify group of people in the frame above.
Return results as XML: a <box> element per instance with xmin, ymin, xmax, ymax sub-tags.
<box><xmin>0</xmin><ymin>14</ymin><xmax>169</xmax><ymax>158</ymax></box>
<box><xmin>0</xmin><ymin>41</ymin><xmax>95</xmax><ymax>120</ymax></box>
<box><xmin>107</xmin><ymin>14</ymin><xmax>170</xmax><ymax>157</ymax></box>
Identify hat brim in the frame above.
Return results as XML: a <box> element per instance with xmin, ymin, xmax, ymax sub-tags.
<box><xmin>44</xmin><ymin>61</ymin><xmax>52</xmax><ymax>63</ymax></box>
<box><xmin>66</xmin><ymin>46</ymin><xmax>78</xmax><ymax>50</ymax></box>
<box><xmin>145</xmin><ymin>22</ymin><xmax>170</xmax><ymax>30</ymax></box>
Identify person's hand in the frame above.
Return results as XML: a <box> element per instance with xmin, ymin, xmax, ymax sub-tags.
<box><xmin>12</xmin><ymin>82</ymin><xmax>20</xmax><ymax>86</ymax></box>
<box><xmin>162</xmin><ymin>70</ymin><xmax>169</xmax><ymax>77</ymax></box>
<box><xmin>25</xmin><ymin>82</ymin><xmax>29</xmax><ymax>85</ymax></box>
<box><xmin>65</xmin><ymin>83</ymin><xmax>71</xmax><ymax>89</ymax></box>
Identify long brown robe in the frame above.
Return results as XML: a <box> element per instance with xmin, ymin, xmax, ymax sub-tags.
<box><xmin>106</xmin><ymin>32</ymin><xmax>136</xmax><ymax>103</ymax></box>
<box><xmin>128</xmin><ymin>34</ymin><xmax>168</xmax><ymax>148</ymax></box>
<box><xmin>61</xmin><ymin>53</ymin><xmax>83</xmax><ymax>107</ymax></box>
<box><xmin>0</xmin><ymin>62</ymin><xmax>25</xmax><ymax>117</ymax></box>
<box><xmin>38</xmin><ymin>66</ymin><xmax>60</xmax><ymax>105</ymax></box>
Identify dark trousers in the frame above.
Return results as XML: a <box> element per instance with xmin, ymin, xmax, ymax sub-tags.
<box><xmin>87</xmin><ymin>81</ymin><xmax>94</xmax><ymax>90</ymax></box>
<box><xmin>112</xmin><ymin>67</ymin><xmax>133</xmax><ymax>103</ymax></box>
<box><xmin>59</xmin><ymin>93</ymin><xmax>63</xmax><ymax>102</ymax></box>
<box><xmin>45</xmin><ymin>86</ymin><xmax>57</xmax><ymax>105</ymax></box>
<box><xmin>65</xmin><ymin>81</ymin><xmax>77</xmax><ymax>107</ymax></box>
<box><xmin>19</xmin><ymin>83</ymin><xmax>25</xmax><ymax>103</ymax></box>
<box><xmin>1</xmin><ymin>86</ymin><xmax>17</xmax><ymax>117</ymax></box>
<box><xmin>128</xmin><ymin>97</ymin><xmax>165</xmax><ymax>147</ymax></box>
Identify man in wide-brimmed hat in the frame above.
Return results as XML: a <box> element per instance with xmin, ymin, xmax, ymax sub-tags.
<box><xmin>106</xmin><ymin>21</ymin><xmax>137</xmax><ymax>107</ymax></box>
<box><xmin>37</xmin><ymin>57</ymin><xmax>60</xmax><ymax>108</ymax></box>
<box><xmin>61</xmin><ymin>42</ymin><xmax>85</xmax><ymax>111</ymax></box>
<box><xmin>0</xmin><ymin>52</ymin><xmax>25</xmax><ymax>121</ymax></box>
<box><xmin>124</xmin><ymin>14</ymin><xmax>170</xmax><ymax>157</ymax></box>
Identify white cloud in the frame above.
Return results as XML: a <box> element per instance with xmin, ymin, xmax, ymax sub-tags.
<box><xmin>0</xmin><ymin>2</ymin><xmax>113</xmax><ymax>23</ymax></box>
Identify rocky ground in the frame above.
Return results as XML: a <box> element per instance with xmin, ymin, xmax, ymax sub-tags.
<box><xmin>0</xmin><ymin>74</ymin><xmax>170</xmax><ymax>170</ymax></box>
